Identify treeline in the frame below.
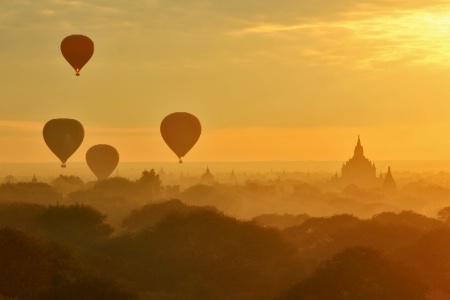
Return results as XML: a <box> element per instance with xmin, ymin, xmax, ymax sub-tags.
<box><xmin>0</xmin><ymin>176</ymin><xmax>450</xmax><ymax>298</ymax></box>
<box><xmin>7</xmin><ymin>171</ymin><xmax>450</xmax><ymax>222</ymax></box>
<box><xmin>0</xmin><ymin>200</ymin><xmax>300</xmax><ymax>299</ymax></box>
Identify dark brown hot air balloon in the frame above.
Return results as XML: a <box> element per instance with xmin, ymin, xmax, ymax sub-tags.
<box><xmin>60</xmin><ymin>34</ymin><xmax>94</xmax><ymax>76</ymax></box>
<box><xmin>43</xmin><ymin>119</ymin><xmax>84</xmax><ymax>168</ymax></box>
<box><xmin>160</xmin><ymin>112</ymin><xmax>201</xmax><ymax>163</ymax></box>
<box><xmin>86</xmin><ymin>144</ymin><xmax>119</xmax><ymax>180</ymax></box>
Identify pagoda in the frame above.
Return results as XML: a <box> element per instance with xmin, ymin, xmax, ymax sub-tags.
<box><xmin>200</xmin><ymin>167</ymin><xmax>215</xmax><ymax>184</ymax></box>
<box><xmin>383</xmin><ymin>166</ymin><xmax>397</xmax><ymax>191</ymax></box>
<box><xmin>338</xmin><ymin>136</ymin><xmax>379</xmax><ymax>187</ymax></box>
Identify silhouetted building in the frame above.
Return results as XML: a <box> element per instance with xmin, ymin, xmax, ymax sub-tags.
<box><xmin>158</xmin><ymin>168</ymin><xmax>166</xmax><ymax>181</ymax></box>
<box><xmin>201</xmin><ymin>167</ymin><xmax>214</xmax><ymax>184</ymax></box>
<box><xmin>229</xmin><ymin>169</ymin><xmax>237</xmax><ymax>184</ymax></box>
<box><xmin>334</xmin><ymin>136</ymin><xmax>380</xmax><ymax>188</ymax></box>
<box><xmin>383</xmin><ymin>166</ymin><xmax>396</xmax><ymax>191</ymax></box>
<box><xmin>158</xmin><ymin>167</ymin><xmax>165</xmax><ymax>177</ymax></box>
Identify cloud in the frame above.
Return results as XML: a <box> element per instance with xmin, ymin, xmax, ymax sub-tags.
<box><xmin>228</xmin><ymin>23</ymin><xmax>322</xmax><ymax>36</ymax></box>
<box><xmin>3</xmin><ymin>0</ymin><xmax>448</xmax><ymax>33</ymax></box>
<box><xmin>224</xmin><ymin>3</ymin><xmax>450</xmax><ymax>70</ymax></box>
<box><xmin>0</xmin><ymin>120</ymin><xmax>159</xmax><ymax>136</ymax></box>
<box><xmin>2</xmin><ymin>0</ymin><xmax>450</xmax><ymax>134</ymax></box>
<box><xmin>40</xmin><ymin>9</ymin><xmax>55</xmax><ymax>15</ymax></box>
<box><xmin>86</xmin><ymin>126</ymin><xmax>159</xmax><ymax>135</ymax></box>
<box><xmin>0</xmin><ymin>121</ymin><xmax>42</xmax><ymax>132</ymax></box>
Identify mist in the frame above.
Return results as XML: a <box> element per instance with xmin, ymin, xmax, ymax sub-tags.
<box><xmin>0</xmin><ymin>154</ymin><xmax>449</xmax><ymax>299</ymax></box>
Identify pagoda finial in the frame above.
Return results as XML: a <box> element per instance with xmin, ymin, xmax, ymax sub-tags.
<box><xmin>354</xmin><ymin>135</ymin><xmax>364</xmax><ymax>157</ymax></box>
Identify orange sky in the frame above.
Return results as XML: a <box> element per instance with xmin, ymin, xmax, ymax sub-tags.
<box><xmin>2</xmin><ymin>1</ymin><xmax>450</xmax><ymax>163</ymax></box>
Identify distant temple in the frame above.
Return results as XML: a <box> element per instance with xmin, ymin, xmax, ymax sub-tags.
<box><xmin>341</xmin><ymin>136</ymin><xmax>377</xmax><ymax>186</ymax></box>
<box><xmin>158</xmin><ymin>167</ymin><xmax>165</xmax><ymax>178</ymax></box>
<box><xmin>200</xmin><ymin>167</ymin><xmax>215</xmax><ymax>184</ymax></box>
<box><xmin>383</xmin><ymin>166</ymin><xmax>397</xmax><ymax>191</ymax></box>
<box><xmin>333</xmin><ymin>136</ymin><xmax>395</xmax><ymax>189</ymax></box>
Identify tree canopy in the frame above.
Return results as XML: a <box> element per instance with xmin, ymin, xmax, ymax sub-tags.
<box><xmin>279</xmin><ymin>247</ymin><xmax>426</xmax><ymax>300</ymax></box>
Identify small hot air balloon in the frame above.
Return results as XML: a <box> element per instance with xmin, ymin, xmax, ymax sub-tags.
<box><xmin>160</xmin><ymin>112</ymin><xmax>201</xmax><ymax>163</ymax></box>
<box><xmin>43</xmin><ymin>119</ymin><xmax>84</xmax><ymax>168</ymax></box>
<box><xmin>60</xmin><ymin>34</ymin><xmax>94</xmax><ymax>76</ymax></box>
<box><xmin>86</xmin><ymin>144</ymin><xmax>119</xmax><ymax>180</ymax></box>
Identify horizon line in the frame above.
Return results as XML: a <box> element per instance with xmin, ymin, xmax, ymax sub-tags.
<box><xmin>2</xmin><ymin>159</ymin><xmax>450</xmax><ymax>164</ymax></box>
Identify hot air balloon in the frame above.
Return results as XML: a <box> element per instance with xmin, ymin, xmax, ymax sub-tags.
<box><xmin>60</xmin><ymin>34</ymin><xmax>94</xmax><ymax>76</ymax></box>
<box><xmin>160</xmin><ymin>112</ymin><xmax>201</xmax><ymax>163</ymax></box>
<box><xmin>43</xmin><ymin>119</ymin><xmax>84</xmax><ymax>168</ymax></box>
<box><xmin>86</xmin><ymin>144</ymin><xmax>119</xmax><ymax>180</ymax></box>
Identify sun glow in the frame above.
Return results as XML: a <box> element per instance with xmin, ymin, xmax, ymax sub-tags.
<box><xmin>342</xmin><ymin>8</ymin><xmax>450</xmax><ymax>67</ymax></box>
<box><xmin>231</xmin><ymin>6</ymin><xmax>450</xmax><ymax>69</ymax></box>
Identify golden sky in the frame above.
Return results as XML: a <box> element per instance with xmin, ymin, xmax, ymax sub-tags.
<box><xmin>2</xmin><ymin>0</ymin><xmax>450</xmax><ymax>162</ymax></box>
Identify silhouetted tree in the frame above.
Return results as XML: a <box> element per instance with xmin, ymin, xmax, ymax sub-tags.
<box><xmin>243</xmin><ymin>180</ymin><xmax>278</xmax><ymax>197</ymax></box>
<box><xmin>180</xmin><ymin>184</ymin><xmax>241</xmax><ymax>213</ymax></box>
<box><xmin>0</xmin><ymin>182</ymin><xmax>62</xmax><ymax>204</ymax></box>
<box><xmin>373</xmin><ymin>210</ymin><xmax>443</xmax><ymax>230</ymax></box>
<box><xmin>283</xmin><ymin>214</ymin><xmax>361</xmax><ymax>256</ymax></box>
<box><xmin>437</xmin><ymin>206</ymin><xmax>450</xmax><ymax>224</ymax></box>
<box><xmin>52</xmin><ymin>174</ymin><xmax>84</xmax><ymax>195</ymax></box>
<box><xmin>292</xmin><ymin>183</ymin><xmax>322</xmax><ymax>199</ymax></box>
<box><xmin>3</xmin><ymin>175</ymin><xmax>16</xmax><ymax>184</ymax></box>
<box><xmin>0</xmin><ymin>228</ymin><xmax>53</xmax><ymax>300</ymax></box>
<box><xmin>164</xmin><ymin>184</ymin><xmax>180</xmax><ymax>198</ymax></box>
<box><xmin>101</xmin><ymin>210</ymin><xmax>301</xmax><ymax>299</ymax></box>
<box><xmin>68</xmin><ymin>178</ymin><xmax>133</xmax><ymax>206</ymax></box>
<box><xmin>252</xmin><ymin>213</ymin><xmax>310</xmax><ymax>229</ymax></box>
<box><xmin>279</xmin><ymin>247</ymin><xmax>425</xmax><ymax>300</ymax></box>
<box><xmin>93</xmin><ymin>177</ymin><xmax>136</xmax><ymax>194</ymax></box>
<box><xmin>0</xmin><ymin>227</ymin><xmax>136</xmax><ymax>300</ymax></box>
<box><xmin>0</xmin><ymin>202</ymin><xmax>46</xmax><ymax>232</ymax></box>
<box><xmin>36</xmin><ymin>204</ymin><xmax>113</xmax><ymax>253</ymax></box>
<box><xmin>52</xmin><ymin>274</ymin><xmax>137</xmax><ymax>300</ymax></box>
<box><xmin>67</xmin><ymin>177</ymin><xmax>144</xmax><ymax>228</ymax></box>
<box><xmin>283</xmin><ymin>214</ymin><xmax>430</xmax><ymax>263</ymax></box>
<box><xmin>400</xmin><ymin>227</ymin><xmax>450</xmax><ymax>292</ymax></box>
<box><xmin>137</xmin><ymin>169</ymin><xmax>161</xmax><ymax>197</ymax></box>
<box><xmin>121</xmin><ymin>199</ymin><xmax>217</xmax><ymax>232</ymax></box>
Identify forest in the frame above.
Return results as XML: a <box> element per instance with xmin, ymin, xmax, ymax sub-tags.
<box><xmin>0</xmin><ymin>170</ymin><xmax>450</xmax><ymax>299</ymax></box>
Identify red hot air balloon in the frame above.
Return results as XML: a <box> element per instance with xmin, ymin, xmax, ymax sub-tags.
<box><xmin>160</xmin><ymin>112</ymin><xmax>201</xmax><ymax>163</ymax></box>
<box><xmin>86</xmin><ymin>144</ymin><xmax>119</xmax><ymax>180</ymax></box>
<box><xmin>60</xmin><ymin>35</ymin><xmax>94</xmax><ymax>76</ymax></box>
<box><xmin>43</xmin><ymin>119</ymin><xmax>84</xmax><ymax>168</ymax></box>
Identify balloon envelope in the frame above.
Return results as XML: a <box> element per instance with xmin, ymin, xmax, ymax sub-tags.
<box><xmin>43</xmin><ymin>119</ymin><xmax>84</xmax><ymax>167</ymax></box>
<box><xmin>86</xmin><ymin>144</ymin><xmax>119</xmax><ymax>180</ymax></box>
<box><xmin>60</xmin><ymin>35</ymin><xmax>94</xmax><ymax>76</ymax></box>
<box><xmin>160</xmin><ymin>112</ymin><xmax>201</xmax><ymax>163</ymax></box>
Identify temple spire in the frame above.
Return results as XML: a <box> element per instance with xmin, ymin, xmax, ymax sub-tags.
<box><xmin>354</xmin><ymin>135</ymin><xmax>364</xmax><ymax>157</ymax></box>
<box><xmin>383</xmin><ymin>166</ymin><xmax>396</xmax><ymax>191</ymax></box>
